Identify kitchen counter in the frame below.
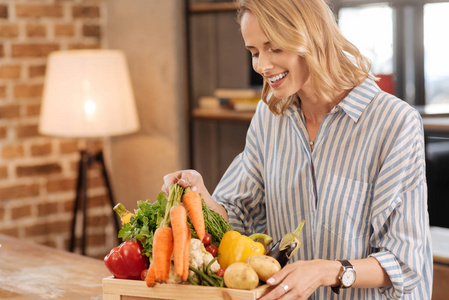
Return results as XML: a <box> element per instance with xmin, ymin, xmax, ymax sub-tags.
<box><xmin>0</xmin><ymin>233</ymin><xmax>111</xmax><ymax>299</ymax></box>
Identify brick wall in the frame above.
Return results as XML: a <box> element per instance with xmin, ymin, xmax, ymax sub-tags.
<box><xmin>0</xmin><ymin>0</ymin><xmax>117</xmax><ymax>258</ymax></box>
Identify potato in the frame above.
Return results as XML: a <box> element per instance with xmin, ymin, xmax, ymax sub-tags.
<box><xmin>223</xmin><ymin>262</ymin><xmax>259</xmax><ymax>290</ymax></box>
<box><xmin>245</xmin><ymin>255</ymin><xmax>281</xmax><ymax>282</ymax></box>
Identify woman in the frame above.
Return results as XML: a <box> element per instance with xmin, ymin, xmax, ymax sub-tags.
<box><xmin>163</xmin><ymin>0</ymin><xmax>432</xmax><ymax>299</ymax></box>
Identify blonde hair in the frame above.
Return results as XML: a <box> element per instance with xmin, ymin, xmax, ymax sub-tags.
<box><xmin>236</xmin><ymin>0</ymin><xmax>372</xmax><ymax>115</ymax></box>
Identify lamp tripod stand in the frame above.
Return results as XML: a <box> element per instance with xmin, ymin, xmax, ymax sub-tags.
<box><xmin>69</xmin><ymin>149</ymin><xmax>121</xmax><ymax>255</ymax></box>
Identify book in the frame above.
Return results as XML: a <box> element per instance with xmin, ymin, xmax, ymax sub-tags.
<box><xmin>230</xmin><ymin>98</ymin><xmax>260</xmax><ymax>112</ymax></box>
<box><xmin>214</xmin><ymin>86</ymin><xmax>262</xmax><ymax>100</ymax></box>
<box><xmin>198</xmin><ymin>96</ymin><xmax>221</xmax><ymax>109</ymax></box>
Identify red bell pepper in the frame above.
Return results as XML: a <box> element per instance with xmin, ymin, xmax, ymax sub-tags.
<box><xmin>104</xmin><ymin>240</ymin><xmax>149</xmax><ymax>280</ymax></box>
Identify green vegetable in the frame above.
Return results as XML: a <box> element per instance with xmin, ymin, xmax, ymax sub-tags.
<box><xmin>187</xmin><ymin>198</ymin><xmax>233</xmax><ymax>247</ymax></box>
<box><xmin>118</xmin><ymin>192</ymin><xmax>167</xmax><ymax>258</ymax></box>
<box><xmin>188</xmin><ymin>257</ymin><xmax>224</xmax><ymax>287</ymax></box>
<box><xmin>118</xmin><ymin>191</ymin><xmax>233</xmax><ymax>258</ymax></box>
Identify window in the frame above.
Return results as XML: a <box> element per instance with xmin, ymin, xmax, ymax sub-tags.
<box><xmin>334</xmin><ymin>0</ymin><xmax>449</xmax><ymax>106</ymax></box>
<box><xmin>338</xmin><ymin>5</ymin><xmax>394</xmax><ymax>94</ymax></box>
<box><xmin>424</xmin><ymin>2</ymin><xmax>449</xmax><ymax>105</ymax></box>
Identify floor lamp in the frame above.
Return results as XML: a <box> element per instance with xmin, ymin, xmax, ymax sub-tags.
<box><xmin>38</xmin><ymin>50</ymin><xmax>140</xmax><ymax>255</ymax></box>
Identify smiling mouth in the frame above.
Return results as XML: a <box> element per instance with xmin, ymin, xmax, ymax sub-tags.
<box><xmin>268</xmin><ymin>71</ymin><xmax>288</xmax><ymax>84</ymax></box>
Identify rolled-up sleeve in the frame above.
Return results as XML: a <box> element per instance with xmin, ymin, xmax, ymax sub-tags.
<box><xmin>369</xmin><ymin>109</ymin><xmax>431</xmax><ymax>299</ymax></box>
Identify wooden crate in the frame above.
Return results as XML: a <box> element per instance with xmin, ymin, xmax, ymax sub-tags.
<box><xmin>102</xmin><ymin>277</ymin><xmax>273</xmax><ymax>300</ymax></box>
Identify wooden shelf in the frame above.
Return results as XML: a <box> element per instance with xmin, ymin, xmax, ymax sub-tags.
<box><xmin>192</xmin><ymin>108</ymin><xmax>253</xmax><ymax>122</ymax></box>
<box><xmin>189</xmin><ymin>2</ymin><xmax>239</xmax><ymax>13</ymax></box>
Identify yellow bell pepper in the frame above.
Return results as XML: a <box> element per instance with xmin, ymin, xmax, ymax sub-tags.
<box><xmin>218</xmin><ymin>231</ymin><xmax>272</xmax><ymax>269</ymax></box>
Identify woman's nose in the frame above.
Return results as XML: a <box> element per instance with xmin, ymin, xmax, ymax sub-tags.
<box><xmin>255</xmin><ymin>53</ymin><xmax>273</xmax><ymax>75</ymax></box>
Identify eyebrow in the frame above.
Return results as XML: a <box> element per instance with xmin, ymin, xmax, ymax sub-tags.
<box><xmin>245</xmin><ymin>41</ymin><xmax>271</xmax><ymax>50</ymax></box>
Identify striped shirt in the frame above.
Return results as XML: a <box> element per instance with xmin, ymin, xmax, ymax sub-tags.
<box><xmin>213</xmin><ymin>77</ymin><xmax>433</xmax><ymax>299</ymax></box>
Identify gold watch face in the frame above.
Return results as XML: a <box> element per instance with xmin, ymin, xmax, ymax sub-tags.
<box><xmin>341</xmin><ymin>269</ymin><xmax>356</xmax><ymax>287</ymax></box>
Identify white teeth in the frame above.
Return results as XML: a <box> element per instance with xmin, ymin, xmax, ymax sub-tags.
<box><xmin>268</xmin><ymin>71</ymin><xmax>288</xmax><ymax>83</ymax></box>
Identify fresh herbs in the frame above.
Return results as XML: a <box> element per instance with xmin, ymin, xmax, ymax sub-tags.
<box><xmin>118</xmin><ymin>192</ymin><xmax>167</xmax><ymax>258</ymax></box>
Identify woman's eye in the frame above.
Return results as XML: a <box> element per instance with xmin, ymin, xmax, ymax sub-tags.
<box><xmin>251</xmin><ymin>52</ymin><xmax>259</xmax><ymax>58</ymax></box>
<box><xmin>271</xmin><ymin>48</ymin><xmax>282</xmax><ymax>53</ymax></box>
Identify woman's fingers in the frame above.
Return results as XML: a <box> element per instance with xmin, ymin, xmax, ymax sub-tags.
<box><xmin>161</xmin><ymin>170</ymin><xmax>203</xmax><ymax>194</ymax></box>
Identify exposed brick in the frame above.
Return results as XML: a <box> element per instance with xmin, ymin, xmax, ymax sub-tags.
<box><xmin>26</xmin><ymin>24</ymin><xmax>47</xmax><ymax>37</ymax></box>
<box><xmin>0</xmin><ymin>85</ymin><xmax>6</xmax><ymax>98</ymax></box>
<box><xmin>0</xmin><ymin>126</ymin><xmax>6</xmax><ymax>139</ymax></box>
<box><xmin>37</xmin><ymin>202</ymin><xmax>58</xmax><ymax>216</ymax></box>
<box><xmin>87</xmin><ymin>194</ymin><xmax>108</xmax><ymax>209</ymax></box>
<box><xmin>63</xmin><ymin>198</ymin><xmax>74</xmax><ymax>213</ymax></box>
<box><xmin>47</xmin><ymin>178</ymin><xmax>76</xmax><ymax>193</ymax></box>
<box><xmin>16</xmin><ymin>124</ymin><xmax>39</xmax><ymax>138</ymax></box>
<box><xmin>68</xmin><ymin>43</ymin><xmax>101</xmax><ymax>50</ymax></box>
<box><xmin>0</xmin><ymin>44</ymin><xmax>4</xmax><ymax>57</ymax></box>
<box><xmin>16</xmin><ymin>163</ymin><xmax>62</xmax><ymax>177</ymax></box>
<box><xmin>0</xmin><ymin>206</ymin><xmax>4</xmax><ymax>220</ymax></box>
<box><xmin>29</xmin><ymin>65</ymin><xmax>46</xmax><ymax>78</ymax></box>
<box><xmin>0</xmin><ymin>183</ymin><xmax>40</xmax><ymax>200</ymax></box>
<box><xmin>25</xmin><ymin>219</ymin><xmax>71</xmax><ymax>237</ymax></box>
<box><xmin>0</xmin><ymin>5</ymin><xmax>7</xmax><ymax>19</ymax></box>
<box><xmin>11</xmin><ymin>43</ymin><xmax>59</xmax><ymax>58</ymax></box>
<box><xmin>72</xmin><ymin>5</ymin><xmax>100</xmax><ymax>18</ymax></box>
<box><xmin>82</xmin><ymin>24</ymin><xmax>100</xmax><ymax>38</ymax></box>
<box><xmin>2</xmin><ymin>144</ymin><xmax>24</xmax><ymax>159</ymax></box>
<box><xmin>25</xmin><ymin>103</ymin><xmax>41</xmax><ymax>117</ymax></box>
<box><xmin>0</xmin><ymin>105</ymin><xmax>20</xmax><ymax>119</ymax></box>
<box><xmin>54</xmin><ymin>24</ymin><xmax>74</xmax><ymax>37</ymax></box>
<box><xmin>0</xmin><ymin>24</ymin><xmax>19</xmax><ymax>37</ymax></box>
<box><xmin>11</xmin><ymin>204</ymin><xmax>32</xmax><ymax>219</ymax></box>
<box><xmin>59</xmin><ymin>140</ymin><xmax>79</xmax><ymax>154</ymax></box>
<box><xmin>86</xmin><ymin>232</ymin><xmax>106</xmax><ymax>246</ymax></box>
<box><xmin>31</xmin><ymin>142</ymin><xmax>52</xmax><ymax>156</ymax></box>
<box><xmin>87</xmin><ymin>214</ymin><xmax>110</xmax><ymax>227</ymax></box>
<box><xmin>0</xmin><ymin>65</ymin><xmax>21</xmax><ymax>79</ymax></box>
<box><xmin>15</xmin><ymin>4</ymin><xmax>63</xmax><ymax>18</ymax></box>
<box><xmin>14</xmin><ymin>83</ymin><xmax>43</xmax><ymax>98</ymax></box>
<box><xmin>87</xmin><ymin>173</ymin><xmax>105</xmax><ymax>189</ymax></box>
<box><xmin>0</xmin><ymin>165</ymin><xmax>7</xmax><ymax>178</ymax></box>
<box><xmin>0</xmin><ymin>227</ymin><xmax>19</xmax><ymax>237</ymax></box>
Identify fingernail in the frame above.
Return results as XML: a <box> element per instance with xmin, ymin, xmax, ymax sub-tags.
<box><xmin>192</xmin><ymin>186</ymin><xmax>198</xmax><ymax>191</ymax></box>
<box><xmin>266</xmin><ymin>278</ymin><xmax>275</xmax><ymax>284</ymax></box>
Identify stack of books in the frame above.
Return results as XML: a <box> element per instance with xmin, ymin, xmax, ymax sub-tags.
<box><xmin>198</xmin><ymin>86</ymin><xmax>262</xmax><ymax>112</ymax></box>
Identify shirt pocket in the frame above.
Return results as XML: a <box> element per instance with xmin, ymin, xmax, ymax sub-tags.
<box><xmin>320</xmin><ymin>175</ymin><xmax>373</xmax><ymax>240</ymax></box>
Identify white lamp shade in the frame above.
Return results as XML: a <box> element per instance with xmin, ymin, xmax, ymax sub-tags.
<box><xmin>39</xmin><ymin>50</ymin><xmax>140</xmax><ymax>138</ymax></box>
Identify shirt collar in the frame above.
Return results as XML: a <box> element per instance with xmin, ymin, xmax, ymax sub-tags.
<box><xmin>284</xmin><ymin>76</ymin><xmax>381</xmax><ymax>121</ymax></box>
<box><xmin>337</xmin><ymin>76</ymin><xmax>380</xmax><ymax>122</ymax></box>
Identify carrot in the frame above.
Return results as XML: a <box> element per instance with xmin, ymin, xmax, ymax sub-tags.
<box><xmin>170</xmin><ymin>204</ymin><xmax>189</xmax><ymax>278</ymax></box>
<box><xmin>182</xmin><ymin>190</ymin><xmax>205</xmax><ymax>241</ymax></box>
<box><xmin>182</xmin><ymin>226</ymin><xmax>191</xmax><ymax>281</ymax></box>
<box><xmin>145</xmin><ymin>263</ymin><xmax>156</xmax><ymax>287</ymax></box>
<box><xmin>152</xmin><ymin>226</ymin><xmax>174</xmax><ymax>283</ymax></box>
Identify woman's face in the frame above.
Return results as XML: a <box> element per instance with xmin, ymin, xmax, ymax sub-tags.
<box><xmin>240</xmin><ymin>12</ymin><xmax>310</xmax><ymax>99</ymax></box>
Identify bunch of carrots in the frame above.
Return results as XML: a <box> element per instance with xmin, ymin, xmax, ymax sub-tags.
<box><xmin>146</xmin><ymin>184</ymin><xmax>205</xmax><ymax>287</ymax></box>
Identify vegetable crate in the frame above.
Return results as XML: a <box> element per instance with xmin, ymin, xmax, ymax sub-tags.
<box><xmin>102</xmin><ymin>277</ymin><xmax>272</xmax><ymax>300</ymax></box>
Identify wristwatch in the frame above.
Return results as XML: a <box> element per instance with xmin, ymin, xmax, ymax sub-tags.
<box><xmin>331</xmin><ymin>259</ymin><xmax>356</xmax><ymax>294</ymax></box>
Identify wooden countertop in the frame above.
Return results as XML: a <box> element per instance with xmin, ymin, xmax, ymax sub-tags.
<box><xmin>0</xmin><ymin>233</ymin><xmax>111</xmax><ymax>299</ymax></box>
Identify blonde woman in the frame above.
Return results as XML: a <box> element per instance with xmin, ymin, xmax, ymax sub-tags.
<box><xmin>163</xmin><ymin>0</ymin><xmax>432</xmax><ymax>299</ymax></box>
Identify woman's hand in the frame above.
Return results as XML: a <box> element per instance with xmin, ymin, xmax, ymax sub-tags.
<box><xmin>259</xmin><ymin>260</ymin><xmax>339</xmax><ymax>300</ymax></box>
<box><xmin>162</xmin><ymin>169</ymin><xmax>207</xmax><ymax>195</ymax></box>
<box><xmin>161</xmin><ymin>169</ymin><xmax>229</xmax><ymax>220</ymax></box>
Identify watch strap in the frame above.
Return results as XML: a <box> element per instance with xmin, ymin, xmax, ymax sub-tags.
<box><xmin>331</xmin><ymin>259</ymin><xmax>354</xmax><ymax>294</ymax></box>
